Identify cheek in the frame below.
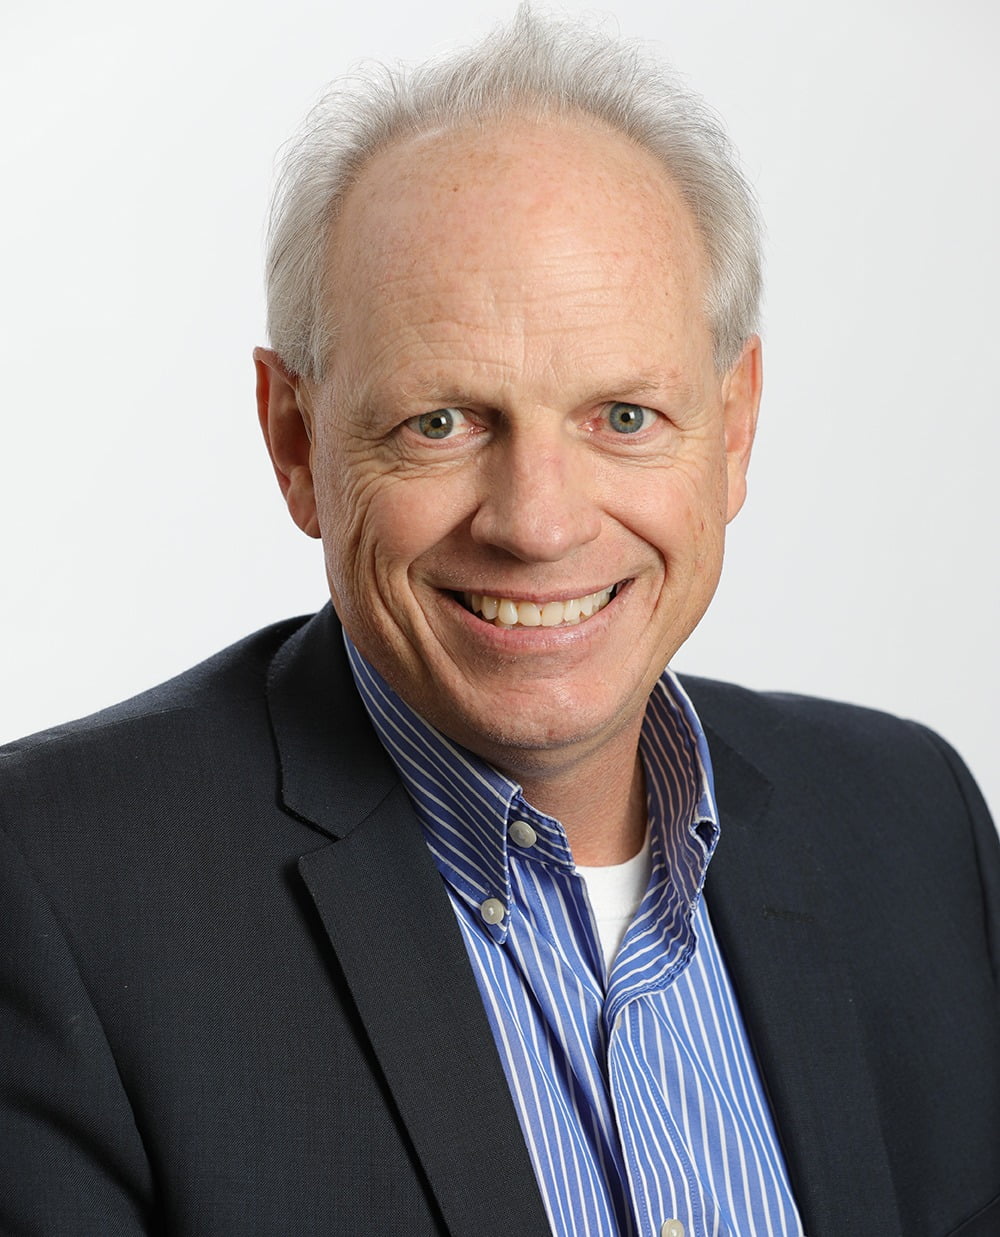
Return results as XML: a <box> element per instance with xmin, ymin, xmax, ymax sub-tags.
<box><xmin>692</xmin><ymin>462</ymin><xmax>730</xmax><ymax>566</ymax></box>
<box><xmin>610</xmin><ymin>455</ymin><xmax>729</xmax><ymax>569</ymax></box>
<box><xmin>314</xmin><ymin>449</ymin><xmax>455</xmax><ymax>606</ymax></box>
<box><xmin>312</xmin><ymin>446</ymin><xmax>384</xmax><ymax>604</ymax></box>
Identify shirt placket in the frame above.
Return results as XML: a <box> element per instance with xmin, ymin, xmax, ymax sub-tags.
<box><xmin>606</xmin><ymin>995</ymin><xmax>715</xmax><ymax>1237</ymax></box>
<box><xmin>508</xmin><ymin>844</ymin><xmax>641</xmax><ymax>1236</ymax></box>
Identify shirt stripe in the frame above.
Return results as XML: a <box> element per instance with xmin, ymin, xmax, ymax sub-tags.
<box><xmin>346</xmin><ymin>636</ymin><xmax>803</xmax><ymax>1237</ymax></box>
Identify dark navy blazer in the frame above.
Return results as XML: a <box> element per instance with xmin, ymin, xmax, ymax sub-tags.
<box><xmin>2</xmin><ymin>606</ymin><xmax>998</xmax><ymax>1235</ymax></box>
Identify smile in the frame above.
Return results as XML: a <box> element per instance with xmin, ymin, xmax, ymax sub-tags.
<box><xmin>461</xmin><ymin>584</ymin><xmax>621</xmax><ymax>628</ymax></box>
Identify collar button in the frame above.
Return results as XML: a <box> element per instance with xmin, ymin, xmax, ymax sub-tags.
<box><xmin>508</xmin><ymin>819</ymin><xmax>538</xmax><ymax>848</ymax></box>
<box><xmin>479</xmin><ymin>897</ymin><xmax>506</xmax><ymax>925</ymax></box>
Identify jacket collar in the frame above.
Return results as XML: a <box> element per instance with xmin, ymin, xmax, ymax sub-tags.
<box><xmin>266</xmin><ymin>605</ymin><xmax>399</xmax><ymax>837</ymax></box>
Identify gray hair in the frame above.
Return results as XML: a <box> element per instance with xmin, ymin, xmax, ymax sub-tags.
<box><xmin>265</xmin><ymin>5</ymin><xmax>762</xmax><ymax>379</ymax></box>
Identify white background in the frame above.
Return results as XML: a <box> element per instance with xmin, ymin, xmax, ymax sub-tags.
<box><xmin>2</xmin><ymin>0</ymin><xmax>997</xmax><ymax>820</ymax></box>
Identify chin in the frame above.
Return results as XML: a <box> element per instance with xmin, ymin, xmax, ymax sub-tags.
<box><xmin>429</xmin><ymin>687</ymin><xmax>633</xmax><ymax>769</ymax></box>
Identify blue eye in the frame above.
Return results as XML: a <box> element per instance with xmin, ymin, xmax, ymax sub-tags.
<box><xmin>414</xmin><ymin>408</ymin><xmax>467</xmax><ymax>439</ymax></box>
<box><xmin>607</xmin><ymin>402</ymin><xmax>651</xmax><ymax>434</ymax></box>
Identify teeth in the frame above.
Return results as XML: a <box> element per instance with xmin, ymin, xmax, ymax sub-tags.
<box><xmin>464</xmin><ymin>586</ymin><xmax>616</xmax><ymax>628</ymax></box>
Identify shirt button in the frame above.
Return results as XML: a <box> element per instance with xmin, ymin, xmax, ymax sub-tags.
<box><xmin>479</xmin><ymin>897</ymin><xmax>506</xmax><ymax>925</ymax></box>
<box><xmin>660</xmin><ymin>1222</ymin><xmax>685</xmax><ymax>1237</ymax></box>
<box><xmin>508</xmin><ymin>819</ymin><xmax>538</xmax><ymax>848</ymax></box>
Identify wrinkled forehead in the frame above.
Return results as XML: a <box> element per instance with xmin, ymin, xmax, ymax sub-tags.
<box><xmin>322</xmin><ymin>115</ymin><xmax>709</xmax><ymax>335</ymax></box>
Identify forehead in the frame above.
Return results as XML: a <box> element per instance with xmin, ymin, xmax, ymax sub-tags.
<box><xmin>323</xmin><ymin>115</ymin><xmax>711</xmax><ymax>393</ymax></box>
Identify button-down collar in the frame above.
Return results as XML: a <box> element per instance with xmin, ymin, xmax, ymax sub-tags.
<box><xmin>345</xmin><ymin>634</ymin><xmax>718</xmax><ymax>956</ymax></box>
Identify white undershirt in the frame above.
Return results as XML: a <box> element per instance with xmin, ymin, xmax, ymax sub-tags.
<box><xmin>576</xmin><ymin>832</ymin><xmax>653</xmax><ymax>977</ymax></box>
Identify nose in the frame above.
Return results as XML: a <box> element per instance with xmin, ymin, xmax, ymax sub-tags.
<box><xmin>469</xmin><ymin>429</ymin><xmax>602</xmax><ymax>562</ymax></box>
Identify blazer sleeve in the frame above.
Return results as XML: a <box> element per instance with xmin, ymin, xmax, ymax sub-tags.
<box><xmin>916</xmin><ymin>721</ymin><xmax>1000</xmax><ymax>987</ymax></box>
<box><xmin>0</xmin><ymin>825</ymin><xmax>158</xmax><ymax>1235</ymax></box>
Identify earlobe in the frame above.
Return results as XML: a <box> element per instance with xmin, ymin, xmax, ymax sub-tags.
<box><xmin>722</xmin><ymin>335</ymin><xmax>763</xmax><ymax>523</ymax></box>
<box><xmin>253</xmin><ymin>346</ymin><xmax>321</xmax><ymax>539</ymax></box>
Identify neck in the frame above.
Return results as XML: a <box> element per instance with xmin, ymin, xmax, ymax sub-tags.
<box><xmin>515</xmin><ymin>736</ymin><xmax>648</xmax><ymax>867</ymax></box>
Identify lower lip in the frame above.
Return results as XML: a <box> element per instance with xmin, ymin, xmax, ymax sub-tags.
<box><xmin>440</xmin><ymin>584</ymin><xmax>628</xmax><ymax>651</ymax></box>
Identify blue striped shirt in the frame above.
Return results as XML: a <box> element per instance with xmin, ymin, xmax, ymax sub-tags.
<box><xmin>346</xmin><ymin>637</ymin><xmax>803</xmax><ymax>1237</ymax></box>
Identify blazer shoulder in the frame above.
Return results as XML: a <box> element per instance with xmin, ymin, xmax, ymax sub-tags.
<box><xmin>682</xmin><ymin>672</ymin><xmax>1000</xmax><ymax>971</ymax></box>
<box><xmin>1</xmin><ymin>614</ymin><xmax>311</xmax><ymax>762</ymax></box>
<box><xmin>0</xmin><ymin>614</ymin><xmax>315</xmax><ymax>848</ymax></box>
<box><xmin>680</xmin><ymin>671</ymin><xmax>913</xmax><ymax>733</ymax></box>
<box><xmin>679</xmin><ymin>672</ymin><xmax>963</xmax><ymax>772</ymax></box>
<box><xmin>680</xmin><ymin>671</ymin><xmax>997</xmax><ymax>855</ymax></box>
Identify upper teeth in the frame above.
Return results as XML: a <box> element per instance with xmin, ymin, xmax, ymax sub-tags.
<box><xmin>465</xmin><ymin>587</ymin><xmax>615</xmax><ymax>628</ymax></box>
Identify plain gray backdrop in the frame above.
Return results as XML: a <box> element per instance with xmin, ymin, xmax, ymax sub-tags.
<box><xmin>3</xmin><ymin>0</ymin><xmax>997</xmax><ymax>821</ymax></box>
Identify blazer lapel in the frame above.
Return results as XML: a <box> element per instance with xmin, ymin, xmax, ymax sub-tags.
<box><xmin>701</xmin><ymin>721</ymin><xmax>903</xmax><ymax>1236</ymax></box>
<box><xmin>268</xmin><ymin>609</ymin><xmax>550</xmax><ymax>1236</ymax></box>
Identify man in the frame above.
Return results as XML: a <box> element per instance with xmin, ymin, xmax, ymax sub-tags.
<box><xmin>2</xmin><ymin>9</ymin><xmax>997</xmax><ymax>1236</ymax></box>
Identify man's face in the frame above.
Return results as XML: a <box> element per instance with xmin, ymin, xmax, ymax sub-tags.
<box><xmin>266</xmin><ymin>117</ymin><xmax>759</xmax><ymax>780</ymax></box>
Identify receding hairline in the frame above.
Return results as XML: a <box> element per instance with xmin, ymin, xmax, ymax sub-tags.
<box><xmin>264</xmin><ymin>7</ymin><xmax>762</xmax><ymax>381</ymax></box>
<box><xmin>331</xmin><ymin>100</ymin><xmax>701</xmax><ymax>205</ymax></box>
<box><xmin>317</xmin><ymin>108</ymin><xmax>716</xmax><ymax>358</ymax></box>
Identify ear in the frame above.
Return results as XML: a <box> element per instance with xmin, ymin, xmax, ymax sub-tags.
<box><xmin>253</xmin><ymin>347</ymin><xmax>321</xmax><ymax>539</ymax></box>
<box><xmin>721</xmin><ymin>335</ymin><xmax>763</xmax><ymax>524</ymax></box>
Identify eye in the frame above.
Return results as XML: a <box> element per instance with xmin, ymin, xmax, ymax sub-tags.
<box><xmin>410</xmin><ymin>408</ymin><xmax>470</xmax><ymax>440</ymax></box>
<box><xmin>606</xmin><ymin>402</ymin><xmax>654</xmax><ymax>434</ymax></box>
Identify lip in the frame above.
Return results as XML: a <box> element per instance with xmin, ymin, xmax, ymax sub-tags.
<box><xmin>454</xmin><ymin>582</ymin><xmax>624</xmax><ymax>607</ymax></box>
<box><xmin>436</xmin><ymin>579</ymin><xmax>631</xmax><ymax>649</ymax></box>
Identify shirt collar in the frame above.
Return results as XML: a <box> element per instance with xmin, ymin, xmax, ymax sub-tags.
<box><xmin>344</xmin><ymin>633</ymin><xmax>719</xmax><ymax>943</ymax></box>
